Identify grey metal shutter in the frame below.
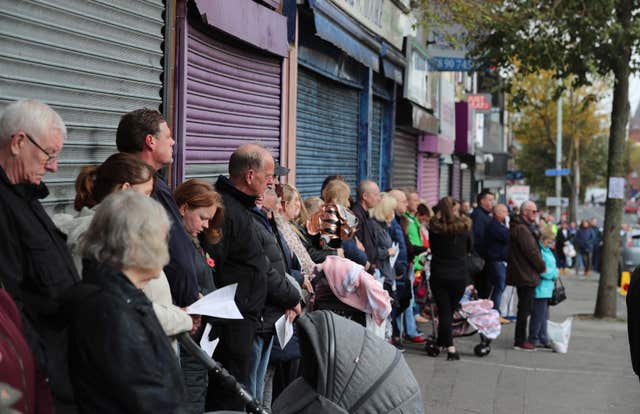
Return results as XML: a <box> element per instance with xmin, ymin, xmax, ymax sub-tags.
<box><xmin>419</xmin><ymin>155</ymin><xmax>438</xmax><ymax>207</ymax></box>
<box><xmin>451</xmin><ymin>158</ymin><xmax>461</xmax><ymax>200</ymax></box>
<box><xmin>462</xmin><ymin>169</ymin><xmax>472</xmax><ymax>202</ymax></box>
<box><xmin>439</xmin><ymin>162</ymin><xmax>450</xmax><ymax>199</ymax></box>
<box><xmin>392</xmin><ymin>130</ymin><xmax>417</xmax><ymax>191</ymax></box>
<box><xmin>370</xmin><ymin>98</ymin><xmax>383</xmax><ymax>186</ymax></box>
<box><xmin>0</xmin><ymin>0</ymin><xmax>164</xmax><ymax>213</ymax></box>
<box><xmin>184</xmin><ymin>25</ymin><xmax>281</xmax><ymax>182</ymax></box>
<box><xmin>296</xmin><ymin>68</ymin><xmax>359</xmax><ymax>198</ymax></box>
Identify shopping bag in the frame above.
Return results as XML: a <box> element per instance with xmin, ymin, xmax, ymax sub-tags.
<box><xmin>549</xmin><ymin>278</ymin><xmax>567</xmax><ymax>306</ymax></box>
<box><xmin>547</xmin><ymin>317</ymin><xmax>573</xmax><ymax>353</ymax></box>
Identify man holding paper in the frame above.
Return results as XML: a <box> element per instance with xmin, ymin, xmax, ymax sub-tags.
<box><xmin>203</xmin><ymin>144</ymin><xmax>274</xmax><ymax>411</ymax></box>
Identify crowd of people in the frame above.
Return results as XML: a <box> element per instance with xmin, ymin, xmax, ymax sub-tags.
<box><xmin>0</xmin><ymin>99</ymin><xmax>606</xmax><ymax>414</ymax></box>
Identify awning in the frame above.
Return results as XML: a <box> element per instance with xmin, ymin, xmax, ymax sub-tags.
<box><xmin>396</xmin><ymin>99</ymin><xmax>440</xmax><ymax>135</ymax></box>
<box><xmin>309</xmin><ymin>0</ymin><xmax>380</xmax><ymax>71</ymax></box>
<box><xmin>194</xmin><ymin>0</ymin><xmax>288</xmax><ymax>57</ymax></box>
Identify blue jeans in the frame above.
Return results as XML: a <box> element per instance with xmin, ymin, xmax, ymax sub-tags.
<box><xmin>529</xmin><ymin>298</ymin><xmax>550</xmax><ymax>345</ymax></box>
<box><xmin>247</xmin><ymin>334</ymin><xmax>273</xmax><ymax>401</ymax></box>
<box><xmin>488</xmin><ymin>261</ymin><xmax>507</xmax><ymax>314</ymax></box>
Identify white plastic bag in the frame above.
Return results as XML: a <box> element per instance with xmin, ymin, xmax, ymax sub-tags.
<box><xmin>499</xmin><ymin>286</ymin><xmax>518</xmax><ymax>319</ymax></box>
<box><xmin>366</xmin><ymin>313</ymin><xmax>386</xmax><ymax>339</ymax></box>
<box><xmin>547</xmin><ymin>317</ymin><xmax>573</xmax><ymax>353</ymax></box>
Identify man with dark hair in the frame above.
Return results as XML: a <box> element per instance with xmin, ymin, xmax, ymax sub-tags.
<box><xmin>116</xmin><ymin>109</ymin><xmax>204</xmax><ymax>412</ymax></box>
<box><xmin>352</xmin><ymin>180</ymin><xmax>381</xmax><ymax>265</ymax></box>
<box><xmin>116</xmin><ymin>108</ymin><xmax>198</xmax><ymax>307</ymax></box>
<box><xmin>203</xmin><ymin>143</ymin><xmax>274</xmax><ymax>410</ymax></box>
<box><xmin>470</xmin><ymin>189</ymin><xmax>495</xmax><ymax>298</ymax></box>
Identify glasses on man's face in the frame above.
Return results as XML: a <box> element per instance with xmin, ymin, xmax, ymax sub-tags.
<box><xmin>25</xmin><ymin>133</ymin><xmax>56</xmax><ymax>165</ymax></box>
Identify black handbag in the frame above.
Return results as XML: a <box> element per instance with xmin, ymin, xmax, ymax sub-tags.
<box><xmin>467</xmin><ymin>251</ymin><xmax>485</xmax><ymax>277</ymax></box>
<box><xmin>549</xmin><ymin>278</ymin><xmax>567</xmax><ymax>306</ymax></box>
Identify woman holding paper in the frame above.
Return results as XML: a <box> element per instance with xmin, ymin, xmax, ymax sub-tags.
<box><xmin>368</xmin><ymin>193</ymin><xmax>399</xmax><ymax>289</ymax></box>
<box><xmin>69</xmin><ymin>191</ymin><xmax>186</xmax><ymax>413</ymax></box>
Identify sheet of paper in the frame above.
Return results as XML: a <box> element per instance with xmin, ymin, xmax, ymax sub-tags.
<box><xmin>199</xmin><ymin>323</ymin><xmax>219</xmax><ymax>357</ymax></box>
<box><xmin>187</xmin><ymin>283</ymin><xmax>243</xmax><ymax>319</ymax></box>
<box><xmin>275</xmin><ymin>314</ymin><xmax>294</xmax><ymax>350</ymax></box>
<box><xmin>608</xmin><ymin>177</ymin><xmax>625</xmax><ymax>199</ymax></box>
<box><xmin>389</xmin><ymin>242</ymin><xmax>400</xmax><ymax>268</ymax></box>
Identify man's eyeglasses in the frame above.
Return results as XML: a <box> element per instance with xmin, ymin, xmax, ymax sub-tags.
<box><xmin>25</xmin><ymin>133</ymin><xmax>56</xmax><ymax>165</ymax></box>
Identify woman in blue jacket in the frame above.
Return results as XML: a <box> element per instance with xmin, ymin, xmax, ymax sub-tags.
<box><xmin>574</xmin><ymin>219</ymin><xmax>595</xmax><ymax>276</ymax></box>
<box><xmin>529</xmin><ymin>227</ymin><xmax>559</xmax><ymax>348</ymax></box>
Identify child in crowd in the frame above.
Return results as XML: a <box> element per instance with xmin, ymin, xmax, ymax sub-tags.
<box><xmin>529</xmin><ymin>227</ymin><xmax>559</xmax><ymax>348</ymax></box>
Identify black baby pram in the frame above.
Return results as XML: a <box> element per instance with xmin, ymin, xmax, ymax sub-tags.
<box><xmin>419</xmin><ymin>257</ymin><xmax>494</xmax><ymax>358</ymax></box>
<box><xmin>184</xmin><ymin>310</ymin><xmax>424</xmax><ymax>413</ymax></box>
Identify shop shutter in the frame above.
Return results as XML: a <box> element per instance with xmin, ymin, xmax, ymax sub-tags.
<box><xmin>419</xmin><ymin>155</ymin><xmax>439</xmax><ymax>207</ymax></box>
<box><xmin>391</xmin><ymin>130</ymin><xmax>417</xmax><ymax>191</ymax></box>
<box><xmin>184</xmin><ymin>25</ymin><xmax>281</xmax><ymax>182</ymax></box>
<box><xmin>439</xmin><ymin>162</ymin><xmax>450</xmax><ymax>199</ymax></box>
<box><xmin>462</xmin><ymin>169</ymin><xmax>472</xmax><ymax>202</ymax></box>
<box><xmin>296</xmin><ymin>68</ymin><xmax>359</xmax><ymax>198</ymax></box>
<box><xmin>451</xmin><ymin>158</ymin><xmax>461</xmax><ymax>200</ymax></box>
<box><xmin>370</xmin><ymin>98</ymin><xmax>383</xmax><ymax>186</ymax></box>
<box><xmin>0</xmin><ymin>0</ymin><xmax>165</xmax><ymax>213</ymax></box>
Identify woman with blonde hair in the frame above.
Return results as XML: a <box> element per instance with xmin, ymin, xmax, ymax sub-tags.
<box><xmin>368</xmin><ymin>193</ymin><xmax>398</xmax><ymax>287</ymax></box>
<box><xmin>277</xmin><ymin>183</ymin><xmax>316</xmax><ymax>278</ymax></box>
<box><xmin>428</xmin><ymin>196</ymin><xmax>473</xmax><ymax>361</ymax></box>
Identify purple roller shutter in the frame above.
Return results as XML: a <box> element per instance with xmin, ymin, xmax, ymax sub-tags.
<box><xmin>418</xmin><ymin>155</ymin><xmax>439</xmax><ymax>208</ymax></box>
<box><xmin>182</xmin><ymin>24</ymin><xmax>281</xmax><ymax>181</ymax></box>
<box><xmin>452</xmin><ymin>158</ymin><xmax>461</xmax><ymax>200</ymax></box>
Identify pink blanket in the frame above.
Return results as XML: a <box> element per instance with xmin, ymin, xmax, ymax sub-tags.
<box><xmin>317</xmin><ymin>256</ymin><xmax>392</xmax><ymax>325</ymax></box>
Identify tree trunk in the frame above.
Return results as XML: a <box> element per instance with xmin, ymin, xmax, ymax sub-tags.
<box><xmin>594</xmin><ymin>0</ymin><xmax>631</xmax><ymax>318</ymax></box>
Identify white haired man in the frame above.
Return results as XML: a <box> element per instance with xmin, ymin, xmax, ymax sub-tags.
<box><xmin>0</xmin><ymin>100</ymin><xmax>80</xmax><ymax>411</ymax></box>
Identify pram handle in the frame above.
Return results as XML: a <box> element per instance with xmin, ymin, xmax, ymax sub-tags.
<box><xmin>177</xmin><ymin>333</ymin><xmax>268</xmax><ymax>414</ymax></box>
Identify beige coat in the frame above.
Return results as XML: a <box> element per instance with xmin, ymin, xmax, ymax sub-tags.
<box><xmin>54</xmin><ymin>208</ymin><xmax>192</xmax><ymax>352</ymax></box>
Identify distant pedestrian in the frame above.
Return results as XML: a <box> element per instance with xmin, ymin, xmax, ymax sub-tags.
<box><xmin>529</xmin><ymin>227</ymin><xmax>559</xmax><ymax>348</ymax></box>
<box><xmin>555</xmin><ymin>221</ymin><xmax>573</xmax><ymax>273</ymax></box>
<box><xmin>428</xmin><ymin>197</ymin><xmax>473</xmax><ymax>361</ymax></box>
<box><xmin>590</xmin><ymin>218</ymin><xmax>603</xmax><ymax>272</ymax></box>
<box><xmin>507</xmin><ymin>201</ymin><xmax>546</xmax><ymax>351</ymax></box>
<box><xmin>574</xmin><ymin>219</ymin><xmax>596</xmax><ymax>276</ymax></box>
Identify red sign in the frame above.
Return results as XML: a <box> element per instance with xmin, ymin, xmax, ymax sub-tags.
<box><xmin>467</xmin><ymin>94</ymin><xmax>492</xmax><ymax>112</ymax></box>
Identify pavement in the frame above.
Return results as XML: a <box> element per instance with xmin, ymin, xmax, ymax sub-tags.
<box><xmin>403</xmin><ymin>270</ymin><xmax>640</xmax><ymax>414</ymax></box>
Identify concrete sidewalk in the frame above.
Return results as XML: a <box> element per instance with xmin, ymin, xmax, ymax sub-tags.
<box><xmin>404</xmin><ymin>271</ymin><xmax>640</xmax><ymax>414</ymax></box>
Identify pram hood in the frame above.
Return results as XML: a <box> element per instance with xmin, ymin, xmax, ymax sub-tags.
<box><xmin>272</xmin><ymin>311</ymin><xmax>424</xmax><ymax>414</ymax></box>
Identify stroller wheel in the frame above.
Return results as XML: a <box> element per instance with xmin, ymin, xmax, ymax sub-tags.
<box><xmin>425</xmin><ymin>341</ymin><xmax>440</xmax><ymax>357</ymax></box>
<box><xmin>474</xmin><ymin>343</ymin><xmax>491</xmax><ymax>357</ymax></box>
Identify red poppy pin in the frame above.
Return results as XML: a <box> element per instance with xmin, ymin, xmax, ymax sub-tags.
<box><xmin>206</xmin><ymin>253</ymin><xmax>215</xmax><ymax>268</ymax></box>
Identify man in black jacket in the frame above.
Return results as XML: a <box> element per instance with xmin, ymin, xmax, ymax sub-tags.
<box><xmin>0</xmin><ymin>100</ymin><xmax>80</xmax><ymax>411</ymax></box>
<box><xmin>204</xmin><ymin>144</ymin><xmax>274</xmax><ymax>410</ymax></box>
<box><xmin>352</xmin><ymin>180</ymin><xmax>381</xmax><ymax>266</ymax></box>
<box><xmin>470</xmin><ymin>189</ymin><xmax>495</xmax><ymax>298</ymax></box>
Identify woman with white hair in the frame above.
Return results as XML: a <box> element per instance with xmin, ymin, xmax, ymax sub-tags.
<box><xmin>68</xmin><ymin>191</ymin><xmax>186</xmax><ymax>413</ymax></box>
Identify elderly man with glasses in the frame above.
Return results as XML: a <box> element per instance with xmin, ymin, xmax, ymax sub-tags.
<box><xmin>506</xmin><ymin>200</ymin><xmax>547</xmax><ymax>351</ymax></box>
<box><xmin>0</xmin><ymin>100</ymin><xmax>80</xmax><ymax>411</ymax></box>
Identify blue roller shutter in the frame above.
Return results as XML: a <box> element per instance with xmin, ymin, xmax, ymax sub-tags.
<box><xmin>296</xmin><ymin>68</ymin><xmax>359</xmax><ymax>198</ymax></box>
<box><xmin>370</xmin><ymin>98</ymin><xmax>383</xmax><ymax>186</ymax></box>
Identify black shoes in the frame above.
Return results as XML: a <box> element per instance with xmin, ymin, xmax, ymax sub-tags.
<box><xmin>446</xmin><ymin>351</ymin><xmax>460</xmax><ymax>361</ymax></box>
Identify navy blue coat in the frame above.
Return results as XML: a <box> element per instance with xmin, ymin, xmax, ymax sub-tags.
<box><xmin>389</xmin><ymin>216</ymin><xmax>409</xmax><ymax>277</ymax></box>
<box><xmin>152</xmin><ymin>176</ymin><xmax>199</xmax><ymax>307</ymax></box>
<box><xmin>470</xmin><ymin>206</ymin><xmax>492</xmax><ymax>258</ymax></box>
<box><xmin>485</xmin><ymin>218</ymin><xmax>509</xmax><ymax>262</ymax></box>
<box><xmin>574</xmin><ymin>227</ymin><xmax>596</xmax><ymax>253</ymax></box>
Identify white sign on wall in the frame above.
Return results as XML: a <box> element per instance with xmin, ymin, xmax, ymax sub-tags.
<box><xmin>507</xmin><ymin>185</ymin><xmax>530</xmax><ymax>207</ymax></box>
<box><xmin>439</xmin><ymin>72</ymin><xmax>456</xmax><ymax>142</ymax></box>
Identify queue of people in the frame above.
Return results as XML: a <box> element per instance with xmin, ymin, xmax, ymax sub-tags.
<box><xmin>0</xmin><ymin>99</ymin><xmax>594</xmax><ymax>414</ymax></box>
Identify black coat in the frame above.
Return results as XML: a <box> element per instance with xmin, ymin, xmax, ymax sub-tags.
<box><xmin>296</xmin><ymin>223</ymin><xmax>337</xmax><ymax>264</ymax></box>
<box><xmin>470</xmin><ymin>206</ymin><xmax>492</xmax><ymax>258</ymax></box>
<box><xmin>0</xmin><ymin>166</ymin><xmax>80</xmax><ymax>406</ymax></box>
<box><xmin>369</xmin><ymin>219</ymin><xmax>394</xmax><ymax>286</ymax></box>
<box><xmin>251</xmin><ymin>209</ymin><xmax>300</xmax><ymax>335</ymax></box>
<box><xmin>485</xmin><ymin>218</ymin><xmax>509</xmax><ymax>262</ymax></box>
<box><xmin>152</xmin><ymin>176</ymin><xmax>199</xmax><ymax>307</ymax></box>
<box><xmin>555</xmin><ymin>228</ymin><xmax>574</xmax><ymax>261</ymax></box>
<box><xmin>429</xmin><ymin>227</ymin><xmax>472</xmax><ymax>282</ymax></box>
<box><xmin>70</xmin><ymin>262</ymin><xmax>186</xmax><ymax>413</ymax></box>
<box><xmin>627</xmin><ymin>269</ymin><xmax>640</xmax><ymax>379</ymax></box>
<box><xmin>352</xmin><ymin>203</ymin><xmax>377</xmax><ymax>263</ymax></box>
<box><xmin>205</xmin><ymin>176</ymin><xmax>268</xmax><ymax>322</ymax></box>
